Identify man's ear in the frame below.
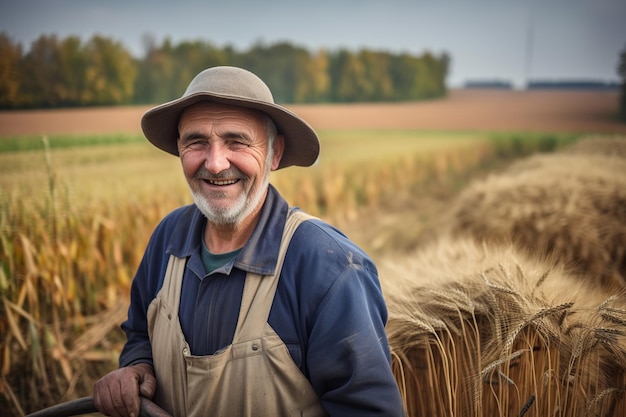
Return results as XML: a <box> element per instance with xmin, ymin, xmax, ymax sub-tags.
<box><xmin>271</xmin><ymin>134</ymin><xmax>285</xmax><ymax>171</ymax></box>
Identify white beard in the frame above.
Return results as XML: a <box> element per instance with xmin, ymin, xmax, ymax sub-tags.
<box><xmin>191</xmin><ymin>148</ymin><xmax>274</xmax><ymax>226</ymax></box>
<box><xmin>191</xmin><ymin>165</ymin><xmax>270</xmax><ymax>226</ymax></box>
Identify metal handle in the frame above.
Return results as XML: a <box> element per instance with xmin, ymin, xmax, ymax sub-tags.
<box><xmin>25</xmin><ymin>396</ymin><xmax>172</xmax><ymax>417</ymax></box>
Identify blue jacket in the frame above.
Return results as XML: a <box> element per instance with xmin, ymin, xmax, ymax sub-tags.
<box><xmin>119</xmin><ymin>185</ymin><xmax>405</xmax><ymax>416</ymax></box>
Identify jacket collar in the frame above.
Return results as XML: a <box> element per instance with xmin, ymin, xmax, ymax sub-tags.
<box><xmin>167</xmin><ymin>184</ymin><xmax>290</xmax><ymax>277</ymax></box>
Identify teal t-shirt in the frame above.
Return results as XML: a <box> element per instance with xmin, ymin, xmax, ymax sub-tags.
<box><xmin>201</xmin><ymin>238</ymin><xmax>241</xmax><ymax>273</ymax></box>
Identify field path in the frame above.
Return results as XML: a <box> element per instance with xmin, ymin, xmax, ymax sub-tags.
<box><xmin>1</xmin><ymin>90</ymin><xmax>625</xmax><ymax>136</ymax></box>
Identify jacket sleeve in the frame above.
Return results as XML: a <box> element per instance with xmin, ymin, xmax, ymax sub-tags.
<box><xmin>118</xmin><ymin>253</ymin><xmax>156</xmax><ymax>367</ymax></box>
<box><xmin>292</xmin><ymin>222</ymin><xmax>406</xmax><ymax>417</ymax></box>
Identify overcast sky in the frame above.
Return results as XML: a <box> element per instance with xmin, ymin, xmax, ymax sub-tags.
<box><xmin>1</xmin><ymin>0</ymin><xmax>625</xmax><ymax>88</ymax></box>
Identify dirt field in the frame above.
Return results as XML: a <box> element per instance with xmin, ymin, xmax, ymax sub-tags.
<box><xmin>1</xmin><ymin>89</ymin><xmax>625</xmax><ymax>136</ymax></box>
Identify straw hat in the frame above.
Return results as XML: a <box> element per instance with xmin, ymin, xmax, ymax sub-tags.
<box><xmin>141</xmin><ymin>66</ymin><xmax>320</xmax><ymax>169</ymax></box>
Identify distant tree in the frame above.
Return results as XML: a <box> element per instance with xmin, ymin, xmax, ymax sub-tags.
<box><xmin>388</xmin><ymin>54</ymin><xmax>408</xmax><ymax>100</ymax></box>
<box><xmin>327</xmin><ymin>49</ymin><xmax>373</xmax><ymax>102</ymax></box>
<box><xmin>135</xmin><ymin>38</ymin><xmax>231</xmax><ymax>104</ymax></box>
<box><xmin>20</xmin><ymin>34</ymin><xmax>64</xmax><ymax>107</ymax></box>
<box><xmin>437</xmin><ymin>52</ymin><xmax>451</xmax><ymax>95</ymax></box>
<box><xmin>389</xmin><ymin>53</ymin><xmax>422</xmax><ymax>100</ymax></box>
<box><xmin>18</xmin><ymin>34</ymin><xmax>133</xmax><ymax>107</ymax></box>
<box><xmin>134</xmin><ymin>38</ymin><xmax>175</xmax><ymax>104</ymax></box>
<box><xmin>234</xmin><ymin>41</ymin><xmax>315</xmax><ymax>104</ymax></box>
<box><xmin>84</xmin><ymin>35</ymin><xmax>137</xmax><ymax>105</ymax></box>
<box><xmin>18</xmin><ymin>34</ymin><xmax>90</xmax><ymax>107</ymax></box>
<box><xmin>359</xmin><ymin>50</ymin><xmax>394</xmax><ymax>101</ymax></box>
<box><xmin>416</xmin><ymin>52</ymin><xmax>445</xmax><ymax>99</ymax></box>
<box><xmin>618</xmin><ymin>44</ymin><xmax>626</xmax><ymax>122</ymax></box>
<box><xmin>171</xmin><ymin>40</ymin><xmax>229</xmax><ymax>95</ymax></box>
<box><xmin>292</xmin><ymin>49</ymin><xmax>329</xmax><ymax>103</ymax></box>
<box><xmin>55</xmin><ymin>36</ymin><xmax>89</xmax><ymax>104</ymax></box>
<box><xmin>0</xmin><ymin>33</ymin><xmax>22</xmax><ymax>108</ymax></box>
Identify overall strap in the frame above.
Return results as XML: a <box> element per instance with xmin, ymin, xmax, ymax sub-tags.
<box><xmin>233</xmin><ymin>209</ymin><xmax>316</xmax><ymax>341</ymax></box>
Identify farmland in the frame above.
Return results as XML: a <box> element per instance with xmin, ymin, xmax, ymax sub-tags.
<box><xmin>2</xmin><ymin>88</ymin><xmax>624</xmax><ymax>259</ymax></box>
<box><xmin>2</xmin><ymin>89</ymin><xmax>625</xmax><ymax>136</ymax></box>
<box><xmin>1</xmin><ymin>89</ymin><xmax>625</xmax><ymax>416</ymax></box>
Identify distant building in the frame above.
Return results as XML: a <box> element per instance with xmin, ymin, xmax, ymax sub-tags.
<box><xmin>463</xmin><ymin>80</ymin><xmax>513</xmax><ymax>90</ymax></box>
<box><xmin>526</xmin><ymin>79</ymin><xmax>620</xmax><ymax>91</ymax></box>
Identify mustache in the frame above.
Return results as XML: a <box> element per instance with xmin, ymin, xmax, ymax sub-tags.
<box><xmin>193</xmin><ymin>166</ymin><xmax>246</xmax><ymax>180</ymax></box>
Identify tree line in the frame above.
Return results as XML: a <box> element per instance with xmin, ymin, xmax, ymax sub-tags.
<box><xmin>0</xmin><ymin>33</ymin><xmax>450</xmax><ymax>110</ymax></box>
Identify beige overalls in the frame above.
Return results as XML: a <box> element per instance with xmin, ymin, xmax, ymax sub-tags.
<box><xmin>146</xmin><ymin>210</ymin><xmax>327</xmax><ymax>417</ymax></box>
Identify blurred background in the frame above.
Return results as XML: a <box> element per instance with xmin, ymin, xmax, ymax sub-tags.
<box><xmin>1</xmin><ymin>1</ymin><xmax>626</xmax><ymax>416</ymax></box>
<box><xmin>0</xmin><ymin>0</ymin><xmax>625</xmax><ymax>108</ymax></box>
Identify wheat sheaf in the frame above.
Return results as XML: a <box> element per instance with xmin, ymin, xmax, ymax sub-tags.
<box><xmin>381</xmin><ymin>237</ymin><xmax>626</xmax><ymax>417</ymax></box>
<box><xmin>382</xmin><ymin>136</ymin><xmax>626</xmax><ymax>416</ymax></box>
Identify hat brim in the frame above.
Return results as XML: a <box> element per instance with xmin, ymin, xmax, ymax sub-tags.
<box><xmin>141</xmin><ymin>92</ymin><xmax>320</xmax><ymax>169</ymax></box>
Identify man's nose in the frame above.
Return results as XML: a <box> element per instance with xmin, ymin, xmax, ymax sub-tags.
<box><xmin>204</xmin><ymin>142</ymin><xmax>230</xmax><ymax>174</ymax></box>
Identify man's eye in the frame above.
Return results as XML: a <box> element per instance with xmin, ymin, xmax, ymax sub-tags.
<box><xmin>185</xmin><ymin>140</ymin><xmax>207</xmax><ymax>148</ymax></box>
<box><xmin>228</xmin><ymin>139</ymin><xmax>250</xmax><ymax>148</ymax></box>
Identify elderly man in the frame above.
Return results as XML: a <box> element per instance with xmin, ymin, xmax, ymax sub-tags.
<box><xmin>93</xmin><ymin>66</ymin><xmax>405</xmax><ymax>417</ymax></box>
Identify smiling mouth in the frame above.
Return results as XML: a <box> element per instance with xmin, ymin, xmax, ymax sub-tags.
<box><xmin>204</xmin><ymin>179</ymin><xmax>239</xmax><ymax>186</ymax></box>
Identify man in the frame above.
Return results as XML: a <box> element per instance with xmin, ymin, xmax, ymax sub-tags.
<box><xmin>93</xmin><ymin>66</ymin><xmax>405</xmax><ymax>417</ymax></box>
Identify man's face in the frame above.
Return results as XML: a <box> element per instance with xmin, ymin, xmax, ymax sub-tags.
<box><xmin>177</xmin><ymin>102</ymin><xmax>284</xmax><ymax>226</ymax></box>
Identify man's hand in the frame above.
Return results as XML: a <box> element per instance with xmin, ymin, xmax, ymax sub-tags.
<box><xmin>93</xmin><ymin>363</ymin><xmax>156</xmax><ymax>417</ymax></box>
